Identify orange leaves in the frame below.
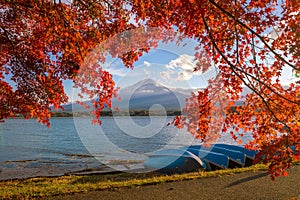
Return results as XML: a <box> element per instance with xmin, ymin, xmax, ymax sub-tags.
<box><xmin>168</xmin><ymin>115</ymin><xmax>185</xmax><ymax>129</ymax></box>
<box><xmin>294</xmin><ymin>155</ymin><xmax>300</xmax><ymax>162</ymax></box>
<box><xmin>1</xmin><ymin>0</ymin><xmax>133</xmax><ymax>125</ymax></box>
<box><xmin>1</xmin><ymin>0</ymin><xmax>300</xmax><ymax>179</ymax></box>
<box><xmin>230</xmin><ymin>131</ymin><xmax>238</xmax><ymax>140</ymax></box>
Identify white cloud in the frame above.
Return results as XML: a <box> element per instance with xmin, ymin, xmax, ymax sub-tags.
<box><xmin>160</xmin><ymin>71</ymin><xmax>171</xmax><ymax>80</ymax></box>
<box><xmin>177</xmin><ymin>71</ymin><xmax>193</xmax><ymax>81</ymax></box>
<box><xmin>166</xmin><ymin>54</ymin><xmax>195</xmax><ymax>70</ymax></box>
<box><xmin>144</xmin><ymin>61</ymin><xmax>151</xmax><ymax>67</ymax></box>
<box><xmin>162</xmin><ymin>54</ymin><xmax>202</xmax><ymax>81</ymax></box>
<box><xmin>160</xmin><ymin>69</ymin><xmax>175</xmax><ymax>80</ymax></box>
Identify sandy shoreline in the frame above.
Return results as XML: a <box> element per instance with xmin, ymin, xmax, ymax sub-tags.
<box><xmin>47</xmin><ymin>165</ymin><xmax>300</xmax><ymax>200</ymax></box>
<box><xmin>0</xmin><ymin>160</ymin><xmax>114</xmax><ymax>181</ymax></box>
<box><xmin>0</xmin><ymin>159</ymin><xmax>147</xmax><ymax>181</ymax></box>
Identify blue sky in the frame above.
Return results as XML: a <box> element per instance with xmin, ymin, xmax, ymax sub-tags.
<box><xmin>66</xmin><ymin>35</ymin><xmax>296</xmax><ymax>102</ymax></box>
<box><xmin>67</xmin><ymin>38</ymin><xmax>220</xmax><ymax>102</ymax></box>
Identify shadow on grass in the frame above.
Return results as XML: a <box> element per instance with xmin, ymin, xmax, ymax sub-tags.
<box><xmin>225</xmin><ymin>172</ymin><xmax>269</xmax><ymax>188</ymax></box>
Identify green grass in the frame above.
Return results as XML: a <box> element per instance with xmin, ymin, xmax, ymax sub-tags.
<box><xmin>0</xmin><ymin>164</ymin><xmax>269</xmax><ymax>199</ymax></box>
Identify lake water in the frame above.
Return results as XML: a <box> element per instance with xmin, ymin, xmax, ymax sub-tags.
<box><xmin>0</xmin><ymin>116</ymin><xmax>247</xmax><ymax>180</ymax></box>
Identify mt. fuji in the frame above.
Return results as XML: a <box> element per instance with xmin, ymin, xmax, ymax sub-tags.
<box><xmin>113</xmin><ymin>79</ymin><xmax>194</xmax><ymax>110</ymax></box>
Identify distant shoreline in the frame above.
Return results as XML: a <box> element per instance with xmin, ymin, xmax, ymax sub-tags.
<box><xmin>8</xmin><ymin>110</ymin><xmax>183</xmax><ymax>118</ymax></box>
<box><xmin>60</xmin><ymin>110</ymin><xmax>182</xmax><ymax>117</ymax></box>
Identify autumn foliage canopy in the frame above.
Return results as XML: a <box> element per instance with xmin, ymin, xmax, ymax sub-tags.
<box><xmin>0</xmin><ymin>0</ymin><xmax>299</xmax><ymax>178</ymax></box>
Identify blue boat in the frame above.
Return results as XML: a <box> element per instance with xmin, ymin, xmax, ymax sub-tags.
<box><xmin>184</xmin><ymin>145</ymin><xmax>246</xmax><ymax>167</ymax></box>
<box><xmin>144</xmin><ymin>144</ymin><xmax>259</xmax><ymax>174</ymax></box>
<box><xmin>212</xmin><ymin>144</ymin><xmax>258</xmax><ymax>166</ymax></box>
<box><xmin>179</xmin><ymin>147</ymin><xmax>229</xmax><ymax>170</ymax></box>
<box><xmin>213</xmin><ymin>144</ymin><xmax>258</xmax><ymax>158</ymax></box>
<box><xmin>144</xmin><ymin>149</ymin><xmax>208</xmax><ymax>174</ymax></box>
<box><xmin>211</xmin><ymin>146</ymin><xmax>246</xmax><ymax>167</ymax></box>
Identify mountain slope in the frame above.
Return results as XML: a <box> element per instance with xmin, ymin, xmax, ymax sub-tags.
<box><xmin>113</xmin><ymin>79</ymin><xmax>192</xmax><ymax>110</ymax></box>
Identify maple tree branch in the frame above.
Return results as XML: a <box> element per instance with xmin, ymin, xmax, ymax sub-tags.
<box><xmin>0</xmin><ymin>26</ymin><xmax>46</xmax><ymax>89</ymax></box>
<box><xmin>242</xmin><ymin>69</ymin><xmax>285</xmax><ymax>122</ymax></box>
<box><xmin>208</xmin><ymin>0</ymin><xmax>300</xmax><ymax>72</ymax></box>
<box><xmin>248</xmin><ymin>35</ymin><xmax>287</xmax><ymax>112</ymax></box>
<box><xmin>251</xmin><ymin>34</ymin><xmax>263</xmax><ymax>80</ymax></box>
<box><xmin>4</xmin><ymin>1</ymin><xmax>34</xmax><ymax>9</ymax></box>
<box><xmin>205</xmin><ymin>10</ymin><xmax>298</xmax><ymax>106</ymax></box>
<box><xmin>235</xmin><ymin>62</ymin><xmax>298</xmax><ymax>105</ymax></box>
<box><xmin>202</xmin><ymin>15</ymin><xmax>292</xmax><ymax>133</ymax></box>
<box><xmin>52</xmin><ymin>4</ymin><xmax>85</xmax><ymax>63</ymax></box>
<box><xmin>199</xmin><ymin>18</ymin><xmax>299</xmax><ymax>106</ymax></box>
<box><xmin>75</xmin><ymin>0</ymin><xmax>89</xmax><ymax>8</ymax></box>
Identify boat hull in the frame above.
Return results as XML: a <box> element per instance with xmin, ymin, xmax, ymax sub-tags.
<box><xmin>144</xmin><ymin>149</ymin><xmax>208</xmax><ymax>174</ymax></box>
<box><xmin>144</xmin><ymin>144</ymin><xmax>259</xmax><ymax>174</ymax></box>
<box><xmin>181</xmin><ymin>147</ymin><xmax>229</xmax><ymax>170</ymax></box>
<box><xmin>184</xmin><ymin>145</ymin><xmax>247</xmax><ymax>168</ymax></box>
<box><xmin>213</xmin><ymin>144</ymin><xmax>258</xmax><ymax>166</ymax></box>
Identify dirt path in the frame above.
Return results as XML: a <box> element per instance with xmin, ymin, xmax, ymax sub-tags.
<box><xmin>48</xmin><ymin>165</ymin><xmax>300</xmax><ymax>200</ymax></box>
